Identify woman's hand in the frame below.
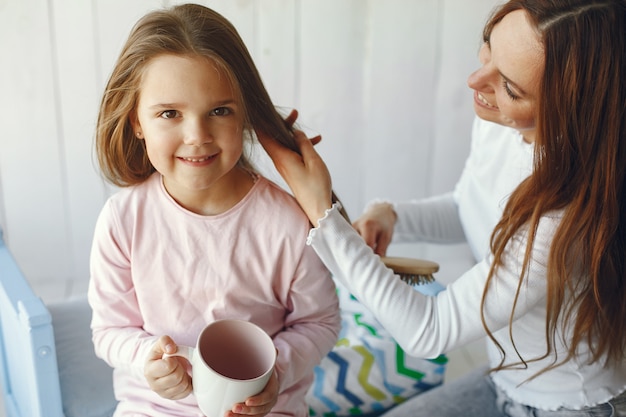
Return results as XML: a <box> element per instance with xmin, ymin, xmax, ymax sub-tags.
<box><xmin>352</xmin><ymin>202</ymin><xmax>397</xmax><ymax>256</ymax></box>
<box><xmin>144</xmin><ymin>336</ymin><xmax>192</xmax><ymax>400</ymax></box>
<box><xmin>227</xmin><ymin>369</ymin><xmax>279</xmax><ymax>417</ymax></box>
<box><xmin>257</xmin><ymin>111</ymin><xmax>333</xmax><ymax>226</ymax></box>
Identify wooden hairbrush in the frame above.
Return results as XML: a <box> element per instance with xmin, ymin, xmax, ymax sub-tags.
<box><xmin>381</xmin><ymin>256</ymin><xmax>439</xmax><ymax>286</ymax></box>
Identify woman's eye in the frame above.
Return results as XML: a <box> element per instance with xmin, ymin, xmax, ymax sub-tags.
<box><xmin>211</xmin><ymin>107</ymin><xmax>232</xmax><ymax>116</ymax></box>
<box><xmin>502</xmin><ymin>80</ymin><xmax>519</xmax><ymax>101</ymax></box>
<box><xmin>160</xmin><ymin>110</ymin><xmax>178</xmax><ymax>119</ymax></box>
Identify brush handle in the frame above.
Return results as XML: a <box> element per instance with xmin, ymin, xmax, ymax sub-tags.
<box><xmin>381</xmin><ymin>256</ymin><xmax>439</xmax><ymax>275</ymax></box>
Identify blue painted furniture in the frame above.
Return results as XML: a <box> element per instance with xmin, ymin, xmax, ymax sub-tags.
<box><xmin>0</xmin><ymin>230</ymin><xmax>116</xmax><ymax>417</ymax></box>
<box><xmin>0</xmin><ymin>229</ymin><xmax>65</xmax><ymax>417</ymax></box>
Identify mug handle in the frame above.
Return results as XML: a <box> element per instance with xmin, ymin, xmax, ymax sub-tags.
<box><xmin>162</xmin><ymin>345</ymin><xmax>194</xmax><ymax>362</ymax></box>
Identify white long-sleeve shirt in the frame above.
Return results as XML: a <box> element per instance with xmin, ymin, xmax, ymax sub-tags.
<box><xmin>308</xmin><ymin>204</ymin><xmax>626</xmax><ymax>410</ymax></box>
<box><xmin>393</xmin><ymin>117</ymin><xmax>534</xmax><ymax>261</ymax></box>
<box><xmin>306</xmin><ymin>118</ymin><xmax>626</xmax><ymax>410</ymax></box>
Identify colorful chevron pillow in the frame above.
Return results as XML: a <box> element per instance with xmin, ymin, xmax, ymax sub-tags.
<box><xmin>306</xmin><ymin>279</ymin><xmax>447</xmax><ymax>417</ymax></box>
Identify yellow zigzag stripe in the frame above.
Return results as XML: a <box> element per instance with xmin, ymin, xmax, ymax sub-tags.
<box><xmin>353</xmin><ymin>346</ymin><xmax>386</xmax><ymax>401</ymax></box>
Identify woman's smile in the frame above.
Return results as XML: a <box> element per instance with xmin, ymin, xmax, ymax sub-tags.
<box><xmin>474</xmin><ymin>91</ymin><xmax>499</xmax><ymax>109</ymax></box>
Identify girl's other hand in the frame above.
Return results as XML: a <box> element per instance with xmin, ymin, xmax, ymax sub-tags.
<box><xmin>227</xmin><ymin>369</ymin><xmax>279</xmax><ymax>417</ymax></box>
<box><xmin>352</xmin><ymin>202</ymin><xmax>397</xmax><ymax>256</ymax></box>
<box><xmin>144</xmin><ymin>335</ymin><xmax>192</xmax><ymax>400</ymax></box>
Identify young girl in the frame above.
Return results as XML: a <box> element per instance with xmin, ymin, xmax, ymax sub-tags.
<box><xmin>260</xmin><ymin>0</ymin><xmax>626</xmax><ymax>416</ymax></box>
<box><xmin>88</xmin><ymin>4</ymin><xmax>341</xmax><ymax>417</ymax></box>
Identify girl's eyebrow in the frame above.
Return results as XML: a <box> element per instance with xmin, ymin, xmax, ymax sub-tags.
<box><xmin>149</xmin><ymin>102</ymin><xmax>184</xmax><ymax>110</ymax></box>
<box><xmin>148</xmin><ymin>99</ymin><xmax>237</xmax><ymax>110</ymax></box>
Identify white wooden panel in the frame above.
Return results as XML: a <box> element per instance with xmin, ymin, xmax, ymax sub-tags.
<box><xmin>298</xmin><ymin>0</ymin><xmax>369</xmax><ymax>220</ymax></box>
<box><xmin>251</xmin><ymin>0</ymin><xmax>298</xmax><ymax>108</ymax></box>
<box><xmin>360</xmin><ymin>0</ymin><xmax>440</xmax><ymax>206</ymax></box>
<box><xmin>429</xmin><ymin>0</ymin><xmax>501</xmax><ymax>195</ymax></box>
<box><xmin>53</xmin><ymin>0</ymin><xmax>110</xmax><ymax>282</ymax></box>
<box><xmin>94</xmin><ymin>0</ymin><xmax>161</xmax><ymax>89</ymax></box>
<box><xmin>0</xmin><ymin>0</ymin><xmax>72</xmax><ymax>281</ymax></box>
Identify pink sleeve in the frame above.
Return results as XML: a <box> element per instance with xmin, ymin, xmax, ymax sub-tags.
<box><xmin>272</xmin><ymin>244</ymin><xmax>341</xmax><ymax>391</ymax></box>
<box><xmin>87</xmin><ymin>201</ymin><xmax>158</xmax><ymax>379</ymax></box>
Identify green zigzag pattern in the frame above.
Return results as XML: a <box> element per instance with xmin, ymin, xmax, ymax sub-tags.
<box><xmin>395</xmin><ymin>343</ymin><xmax>425</xmax><ymax>380</ymax></box>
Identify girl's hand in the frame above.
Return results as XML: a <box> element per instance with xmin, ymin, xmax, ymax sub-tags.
<box><xmin>144</xmin><ymin>336</ymin><xmax>192</xmax><ymax>400</ymax></box>
<box><xmin>257</xmin><ymin>112</ymin><xmax>332</xmax><ymax>226</ymax></box>
<box><xmin>352</xmin><ymin>202</ymin><xmax>397</xmax><ymax>256</ymax></box>
<box><xmin>227</xmin><ymin>369</ymin><xmax>279</xmax><ymax>417</ymax></box>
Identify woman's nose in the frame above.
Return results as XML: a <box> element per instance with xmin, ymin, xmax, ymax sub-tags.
<box><xmin>467</xmin><ymin>45</ymin><xmax>494</xmax><ymax>91</ymax></box>
<box><xmin>467</xmin><ymin>67</ymin><xmax>487</xmax><ymax>90</ymax></box>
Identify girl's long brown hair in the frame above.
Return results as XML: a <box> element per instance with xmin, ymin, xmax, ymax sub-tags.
<box><xmin>95</xmin><ymin>4</ymin><xmax>348</xmax><ymax>220</ymax></box>
<box><xmin>482</xmin><ymin>0</ymin><xmax>626</xmax><ymax>376</ymax></box>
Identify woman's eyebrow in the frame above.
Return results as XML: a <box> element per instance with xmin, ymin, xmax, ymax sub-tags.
<box><xmin>500</xmin><ymin>71</ymin><xmax>528</xmax><ymax>96</ymax></box>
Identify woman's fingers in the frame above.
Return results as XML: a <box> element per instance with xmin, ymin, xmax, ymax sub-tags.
<box><xmin>257</xmin><ymin>128</ymin><xmax>333</xmax><ymax>226</ymax></box>
<box><xmin>283</xmin><ymin>109</ymin><xmax>299</xmax><ymax>129</ymax></box>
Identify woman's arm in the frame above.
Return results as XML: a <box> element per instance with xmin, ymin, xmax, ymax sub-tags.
<box><xmin>354</xmin><ymin>194</ymin><xmax>467</xmax><ymax>256</ymax></box>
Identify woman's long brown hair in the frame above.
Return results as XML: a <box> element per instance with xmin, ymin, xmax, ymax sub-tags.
<box><xmin>95</xmin><ymin>4</ymin><xmax>349</xmax><ymax>221</ymax></box>
<box><xmin>481</xmin><ymin>0</ymin><xmax>626</xmax><ymax>376</ymax></box>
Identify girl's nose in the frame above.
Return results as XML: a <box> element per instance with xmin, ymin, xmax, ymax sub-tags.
<box><xmin>183</xmin><ymin>120</ymin><xmax>213</xmax><ymax>146</ymax></box>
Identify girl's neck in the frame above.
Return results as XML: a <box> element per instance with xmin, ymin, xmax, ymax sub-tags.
<box><xmin>163</xmin><ymin>167</ymin><xmax>257</xmax><ymax>216</ymax></box>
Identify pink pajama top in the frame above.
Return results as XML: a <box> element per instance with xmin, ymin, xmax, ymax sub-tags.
<box><xmin>88</xmin><ymin>173</ymin><xmax>341</xmax><ymax>417</ymax></box>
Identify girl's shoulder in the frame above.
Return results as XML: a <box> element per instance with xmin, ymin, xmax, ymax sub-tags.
<box><xmin>250</xmin><ymin>175</ymin><xmax>310</xmax><ymax>223</ymax></box>
<box><xmin>101</xmin><ymin>173</ymin><xmax>162</xmax><ymax>221</ymax></box>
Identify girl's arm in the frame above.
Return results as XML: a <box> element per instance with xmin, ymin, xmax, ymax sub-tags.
<box><xmin>88</xmin><ymin>200</ymin><xmax>158</xmax><ymax>378</ymax></box>
<box><xmin>271</xmin><ymin>245</ymin><xmax>341</xmax><ymax>391</ymax></box>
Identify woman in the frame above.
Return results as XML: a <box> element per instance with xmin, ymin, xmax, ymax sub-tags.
<box><xmin>258</xmin><ymin>0</ymin><xmax>626</xmax><ymax>415</ymax></box>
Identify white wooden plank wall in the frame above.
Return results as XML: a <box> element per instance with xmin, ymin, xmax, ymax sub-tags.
<box><xmin>0</xmin><ymin>0</ymin><xmax>500</xmax><ymax>288</ymax></box>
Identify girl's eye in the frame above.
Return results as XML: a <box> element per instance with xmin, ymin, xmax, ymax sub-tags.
<box><xmin>160</xmin><ymin>110</ymin><xmax>179</xmax><ymax>119</ymax></box>
<box><xmin>211</xmin><ymin>107</ymin><xmax>232</xmax><ymax>116</ymax></box>
<box><xmin>502</xmin><ymin>80</ymin><xmax>519</xmax><ymax>101</ymax></box>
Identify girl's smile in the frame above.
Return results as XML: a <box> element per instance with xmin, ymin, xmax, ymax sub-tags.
<box><xmin>178</xmin><ymin>154</ymin><xmax>216</xmax><ymax>165</ymax></box>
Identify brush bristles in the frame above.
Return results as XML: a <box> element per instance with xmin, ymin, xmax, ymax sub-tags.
<box><xmin>381</xmin><ymin>256</ymin><xmax>439</xmax><ymax>286</ymax></box>
<box><xmin>397</xmin><ymin>273</ymin><xmax>435</xmax><ymax>286</ymax></box>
